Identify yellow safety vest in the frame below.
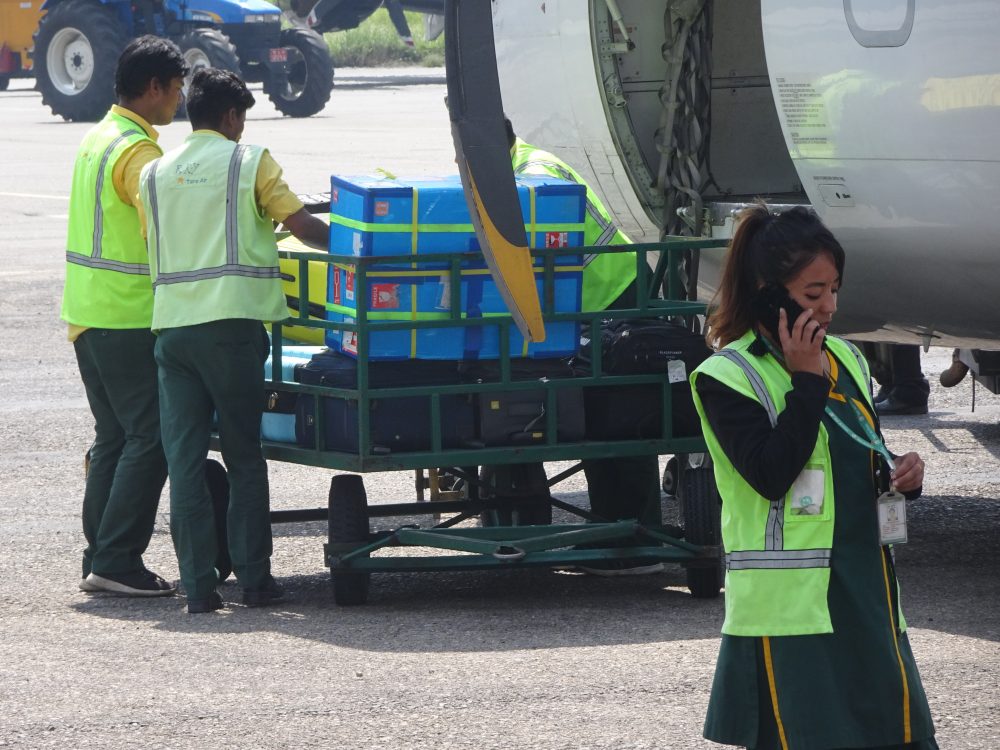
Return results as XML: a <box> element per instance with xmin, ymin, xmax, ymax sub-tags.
<box><xmin>62</xmin><ymin>111</ymin><xmax>159</xmax><ymax>328</ymax></box>
<box><xmin>511</xmin><ymin>138</ymin><xmax>635</xmax><ymax>311</ymax></box>
<box><xmin>691</xmin><ymin>332</ymin><xmax>904</xmax><ymax>636</ymax></box>
<box><xmin>139</xmin><ymin>133</ymin><xmax>287</xmax><ymax>331</ymax></box>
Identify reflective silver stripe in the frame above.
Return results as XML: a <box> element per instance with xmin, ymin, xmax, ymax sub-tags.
<box><xmin>92</xmin><ymin>130</ymin><xmax>142</xmax><ymax>259</ymax></box>
<box><xmin>513</xmin><ymin>158</ymin><xmax>576</xmax><ymax>183</ymax></box>
<box><xmin>726</xmin><ymin>548</ymin><xmax>832</xmax><ymax>570</ymax></box>
<box><xmin>66</xmin><ymin>251</ymin><xmax>149</xmax><ymax>275</ymax></box>
<box><xmin>145</xmin><ymin>159</ymin><xmax>162</xmax><ymax>278</ymax></box>
<box><xmin>153</xmin><ymin>264</ymin><xmax>281</xmax><ymax>287</ymax></box>
<box><xmin>225</xmin><ymin>145</ymin><xmax>248</xmax><ymax>266</ymax></box>
<box><xmin>714</xmin><ymin>349</ymin><xmax>778</xmax><ymax>427</ymax></box>
<box><xmin>842</xmin><ymin>339</ymin><xmax>873</xmax><ymax>400</ymax></box>
<box><xmin>714</xmin><ymin>348</ymin><xmax>784</xmax><ymax>549</ymax></box>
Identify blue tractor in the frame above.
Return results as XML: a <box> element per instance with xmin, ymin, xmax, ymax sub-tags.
<box><xmin>31</xmin><ymin>0</ymin><xmax>345</xmax><ymax>120</ymax></box>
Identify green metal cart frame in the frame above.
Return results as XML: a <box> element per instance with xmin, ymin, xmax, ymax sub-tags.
<box><xmin>214</xmin><ymin>238</ymin><xmax>725</xmax><ymax>605</ymax></box>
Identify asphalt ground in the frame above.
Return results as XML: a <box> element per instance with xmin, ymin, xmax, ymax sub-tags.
<box><xmin>1</xmin><ymin>70</ymin><xmax>998</xmax><ymax>749</ymax></box>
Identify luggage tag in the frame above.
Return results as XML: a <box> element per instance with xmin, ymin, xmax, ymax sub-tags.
<box><xmin>876</xmin><ymin>490</ymin><xmax>908</xmax><ymax>545</ymax></box>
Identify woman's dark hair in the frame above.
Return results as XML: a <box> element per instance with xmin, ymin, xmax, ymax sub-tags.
<box><xmin>186</xmin><ymin>68</ymin><xmax>256</xmax><ymax>130</ymax></box>
<box><xmin>705</xmin><ymin>202</ymin><xmax>846</xmax><ymax>347</ymax></box>
<box><xmin>115</xmin><ymin>35</ymin><xmax>187</xmax><ymax>100</ymax></box>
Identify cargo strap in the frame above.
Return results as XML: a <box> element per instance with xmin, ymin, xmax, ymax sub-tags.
<box><xmin>65</xmin><ymin>129</ymin><xmax>151</xmax><ymax>276</ymax></box>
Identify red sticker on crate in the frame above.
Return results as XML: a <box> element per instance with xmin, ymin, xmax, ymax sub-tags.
<box><xmin>269</xmin><ymin>48</ymin><xmax>288</xmax><ymax>63</ymax></box>
<box><xmin>345</xmin><ymin>270</ymin><xmax>355</xmax><ymax>301</ymax></box>
<box><xmin>371</xmin><ymin>283</ymin><xmax>400</xmax><ymax>309</ymax></box>
<box><xmin>343</xmin><ymin>331</ymin><xmax>358</xmax><ymax>355</ymax></box>
<box><xmin>332</xmin><ymin>268</ymin><xmax>341</xmax><ymax>304</ymax></box>
<box><xmin>374</xmin><ymin>200</ymin><xmax>390</xmax><ymax>217</ymax></box>
<box><xmin>332</xmin><ymin>187</ymin><xmax>339</xmax><ymax>204</ymax></box>
<box><xmin>545</xmin><ymin>232</ymin><xmax>569</xmax><ymax>248</ymax></box>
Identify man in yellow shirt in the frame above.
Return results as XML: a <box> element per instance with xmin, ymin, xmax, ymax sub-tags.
<box><xmin>63</xmin><ymin>36</ymin><xmax>186</xmax><ymax>597</ymax></box>
<box><xmin>139</xmin><ymin>68</ymin><xmax>328</xmax><ymax>613</ymax></box>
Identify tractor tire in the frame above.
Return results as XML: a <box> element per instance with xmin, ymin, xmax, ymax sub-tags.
<box><xmin>204</xmin><ymin>458</ymin><xmax>233</xmax><ymax>582</ymax></box>
<box><xmin>267</xmin><ymin>27</ymin><xmax>332</xmax><ymax>118</ymax></box>
<box><xmin>33</xmin><ymin>0</ymin><xmax>127</xmax><ymax>121</ymax></box>
<box><xmin>679</xmin><ymin>458</ymin><xmax>723</xmax><ymax>599</ymax></box>
<box><xmin>328</xmin><ymin>474</ymin><xmax>371</xmax><ymax>605</ymax></box>
<box><xmin>176</xmin><ymin>29</ymin><xmax>241</xmax><ymax>118</ymax></box>
<box><xmin>478</xmin><ymin>464</ymin><xmax>553</xmax><ymax>527</ymax></box>
<box><xmin>661</xmin><ymin>455</ymin><xmax>679</xmax><ymax>497</ymax></box>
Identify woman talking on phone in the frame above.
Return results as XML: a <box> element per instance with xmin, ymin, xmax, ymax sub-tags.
<box><xmin>690</xmin><ymin>203</ymin><xmax>937</xmax><ymax>750</ymax></box>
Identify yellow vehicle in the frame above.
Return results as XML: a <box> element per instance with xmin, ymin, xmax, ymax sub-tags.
<box><xmin>0</xmin><ymin>0</ymin><xmax>41</xmax><ymax>90</ymax></box>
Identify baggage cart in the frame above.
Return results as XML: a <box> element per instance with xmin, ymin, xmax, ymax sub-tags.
<box><xmin>210</xmin><ymin>238</ymin><xmax>726</xmax><ymax>604</ymax></box>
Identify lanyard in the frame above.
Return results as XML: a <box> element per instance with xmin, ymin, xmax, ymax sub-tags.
<box><xmin>757</xmin><ymin>334</ymin><xmax>896</xmax><ymax>471</ymax></box>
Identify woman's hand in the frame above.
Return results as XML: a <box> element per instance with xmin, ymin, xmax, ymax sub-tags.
<box><xmin>891</xmin><ymin>451</ymin><xmax>924</xmax><ymax>493</ymax></box>
<box><xmin>778</xmin><ymin>307</ymin><xmax>826</xmax><ymax>376</ymax></box>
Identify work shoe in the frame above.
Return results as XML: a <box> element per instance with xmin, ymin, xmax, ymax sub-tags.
<box><xmin>85</xmin><ymin>569</ymin><xmax>177</xmax><ymax>597</ymax></box>
<box><xmin>187</xmin><ymin>591</ymin><xmax>224</xmax><ymax>614</ymax></box>
<box><xmin>874</xmin><ymin>395</ymin><xmax>928</xmax><ymax>416</ymax></box>
<box><xmin>940</xmin><ymin>355</ymin><xmax>969</xmax><ymax>388</ymax></box>
<box><xmin>578</xmin><ymin>561</ymin><xmax>666</xmax><ymax>577</ymax></box>
<box><xmin>242</xmin><ymin>576</ymin><xmax>286</xmax><ymax>607</ymax></box>
<box><xmin>78</xmin><ymin>577</ymin><xmax>100</xmax><ymax>593</ymax></box>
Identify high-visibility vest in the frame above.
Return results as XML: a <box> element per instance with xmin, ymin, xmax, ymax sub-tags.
<box><xmin>691</xmin><ymin>332</ymin><xmax>904</xmax><ymax>636</ymax></box>
<box><xmin>139</xmin><ymin>133</ymin><xmax>287</xmax><ymax>331</ymax></box>
<box><xmin>511</xmin><ymin>138</ymin><xmax>635</xmax><ymax>311</ymax></box>
<box><xmin>62</xmin><ymin>111</ymin><xmax>159</xmax><ymax>328</ymax></box>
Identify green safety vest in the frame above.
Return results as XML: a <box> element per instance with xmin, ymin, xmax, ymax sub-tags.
<box><xmin>691</xmin><ymin>332</ymin><xmax>905</xmax><ymax>636</ymax></box>
<box><xmin>511</xmin><ymin>138</ymin><xmax>636</xmax><ymax>311</ymax></box>
<box><xmin>139</xmin><ymin>134</ymin><xmax>287</xmax><ymax>331</ymax></box>
<box><xmin>62</xmin><ymin>111</ymin><xmax>159</xmax><ymax>328</ymax></box>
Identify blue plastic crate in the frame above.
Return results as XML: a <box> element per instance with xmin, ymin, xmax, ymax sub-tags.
<box><xmin>328</xmin><ymin>174</ymin><xmax>586</xmax><ymax>266</ymax></box>
<box><xmin>325</xmin><ymin>263</ymin><xmax>582</xmax><ymax>361</ymax></box>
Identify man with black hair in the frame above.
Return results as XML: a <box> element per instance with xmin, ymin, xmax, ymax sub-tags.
<box><xmin>139</xmin><ymin>68</ymin><xmax>328</xmax><ymax>614</ymax></box>
<box><xmin>63</xmin><ymin>35</ymin><xmax>187</xmax><ymax>597</ymax></box>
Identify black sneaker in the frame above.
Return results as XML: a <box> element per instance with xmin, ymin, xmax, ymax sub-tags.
<box><xmin>187</xmin><ymin>591</ymin><xmax>224</xmax><ymax>614</ymax></box>
<box><xmin>242</xmin><ymin>576</ymin><xmax>286</xmax><ymax>607</ymax></box>
<box><xmin>86</xmin><ymin>569</ymin><xmax>176</xmax><ymax>597</ymax></box>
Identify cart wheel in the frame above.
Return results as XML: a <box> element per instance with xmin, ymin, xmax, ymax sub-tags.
<box><xmin>679</xmin><ymin>456</ymin><xmax>723</xmax><ymax>599</ymax></box>
<box><xmin>328</xmin><ymin>474</ymin><xmax>371</xmax><ymax>605</ymax></box>
<box><xmin>661</xmin><ymin>455</ymin><xmax>679</xmax><ymax>497</ymax></box>
<box><xmin>205</xmin><ymin>459</ymin><xmax>233</xmax><ymax>583</ymax></box>
<box><xmin>478</xmin><ymin>463</ymin><xmax>553</xmax><ymax>527</ymax></box>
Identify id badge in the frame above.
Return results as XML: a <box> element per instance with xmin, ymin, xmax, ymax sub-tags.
<box><xmin>877</xmin><ymin>490</ymin><xmax>908</xmax><ymax>545</ymax></box>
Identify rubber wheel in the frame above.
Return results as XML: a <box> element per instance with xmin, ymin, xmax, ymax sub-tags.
<box><xmin>661</xmin><ymin>455</ymin><xmax>679</xmax><ymax>497</ymax></box>
<box><xmin>0</xmin><ymin>76</ymin><xmax>9</xmax><ymax>91</ymax></box>
<box><xmin>267</xmin><ymin>27</ymin><xmax>333</xmax><ymax>117</ymax></box>
<box><xmin>33</xmin><ymin>0</ymin><xmax>127</xmax><ymax>121</ymax></box>
<box><xmin>328</xmin><ymin>474</ymin><xmax>370</xmax><ymax>605</ymax></box>
<box><xmin>176</xmin><ymin>29</ymin><xmax>241</xmax><ymax>118</ymax></box>
<box><xmin>680</xmin><ymin>462</ymin><xmax>723</xmax><ymax>598</ymax></box>
<box><xmin>204</xmin><ymin>458</ymin><xmax>233</xmax><ymax>582</ymax></box>
<box><xmin>478</xmin><ymin>464</ymin><xmax>553</xmax><ymax>527</ymax></box>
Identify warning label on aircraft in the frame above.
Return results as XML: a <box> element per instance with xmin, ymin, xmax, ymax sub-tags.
<box><xmin>775</xmin><ymin>78</ymin><xmax>831</xmax><ymax>152</ymax></box>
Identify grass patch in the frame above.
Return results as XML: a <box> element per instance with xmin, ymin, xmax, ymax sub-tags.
<box><xmin>325</xmin><ymin>8</ymin><xmax>444</xmax><ymax>67</ymax></box>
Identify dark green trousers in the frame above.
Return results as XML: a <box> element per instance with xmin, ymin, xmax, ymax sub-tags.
<box><xmin>155</xmin><ymin>319</ymin><xmax>272</xmax><ymax>600</ymax></box>
<box><xmin>74</xmin><ymin>328</ymin><xmax>167</xmax><ymax>578</ymax></box>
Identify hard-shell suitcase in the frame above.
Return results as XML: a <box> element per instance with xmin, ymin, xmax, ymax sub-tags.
<box><xmin>460</xmin><ymin>359</ymin><xmax>584</xmax><ymax>446</ymax></box>
<box><xmin>294</xmin><ymin>349</ymin><xmax>477</xmax><ymax>453</ymax></box>
<box><xmin>578</xmin><ymin>319</ymin><xmax>712</xmax><ymax>440</ymax></box>
<box><xmin>261</xmin><ymin>345</ymin><xmax>325</xmax><ymax>444</ymax></box>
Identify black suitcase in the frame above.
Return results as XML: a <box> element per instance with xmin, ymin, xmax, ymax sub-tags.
<box><xmin>294</xmin><ymin>350</ymin><xmax>477</xmax><ymax>453</ymax></box>
<box><xmin>460</xmin><ymin>359</ymin><xmax>585</xmax><ymax>446</ymax></box>
<box><xmin>578</xmin><ymin>319</ymin><xmax>712</xmax><ymax>440</ymax></box>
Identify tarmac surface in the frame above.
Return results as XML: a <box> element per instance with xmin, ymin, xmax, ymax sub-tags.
<box><xmin>1</xmin><ymin>70</ymin><xmax>998</xmax><ymax>749</ymax></box>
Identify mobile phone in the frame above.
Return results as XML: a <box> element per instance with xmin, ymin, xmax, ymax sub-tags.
<box><xmin>753</xmin><ymin>284</ymin><xmax>809</xmax><ymax>340</ymax></box>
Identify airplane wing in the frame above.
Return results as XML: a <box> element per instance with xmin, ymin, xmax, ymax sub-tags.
<box><xmin>444</xmin><ymin>0</ymin><xmax>545</xmax><ymax>343</ymax></box>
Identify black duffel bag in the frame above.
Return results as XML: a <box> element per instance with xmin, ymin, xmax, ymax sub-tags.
<box><xmin>578</xmin><ymin>318</ymin><xmax>712</xmax><ymax>440</ymax></box>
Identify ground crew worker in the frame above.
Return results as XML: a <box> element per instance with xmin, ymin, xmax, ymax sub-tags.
<box><xmin>138</xmin><ymin>68</ymin><xmax>328</xmax><ymax>614</ymax></box>
<box><xmin>691</xmin><ymin>203</ymin><xmax>937</xmax><ymax>749</ymax></box>
<box><xmin>64</xmin><ymin>36</ymin><xmax>187</xmax><ymax>597</ymax></box>
<box><xmin>505</xmin><ymin>119</ymin><xmax>662</xmax><ymax>574</ymax></box>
